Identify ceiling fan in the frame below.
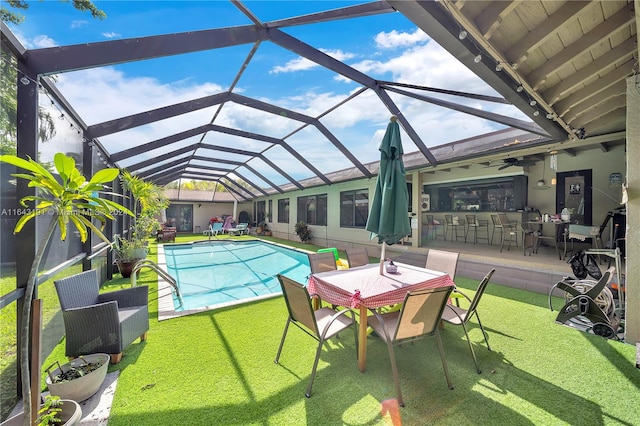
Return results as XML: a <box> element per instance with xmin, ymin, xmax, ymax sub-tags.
<box><xmin>495</xmin><ymin>157</ymin><xmax>538</xmax><ymax>170</ymax></box>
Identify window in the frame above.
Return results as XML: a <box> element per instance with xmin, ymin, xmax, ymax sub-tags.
<box><xmin>277</xmin><ymin>198</ymin><xmax>289</xmax><ymax>223</ymax></box>
<box><xmin>340</xmin><ymin>189</ymin><xmax>369</xmax><ymax>228</ymax></box>
<box><xmin>423</xmin><ymin>176</ymin><xmax>527</xmax><ymax>212</ymax></box>
<box><xmin>297</xmin><ymin>194</ymin><xmax>327</xmax><ymax>225</ymax></box>
<box><xmin>254</xmin><ymin>200</ymin><xmax>266</xmax><ymax>224</ymax></box>
<box><xmin>166</xmin><ymin>204</ymin><xmax>193</xmax><ymax>232</ymax></box>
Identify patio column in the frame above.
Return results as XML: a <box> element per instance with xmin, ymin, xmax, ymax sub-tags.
<box><xmin>15</xmin><ymin>62</ymin><xmax>39</xmax><ymax>398</ymax></box>
<box><xmin>82</xmin><ymin>138</ymin><xmax>93</xmax><ymax>272</ymax></box>
<box><xmin>625</xmin><ymin>62</ymin><xmax>640</xmax><ymax>344</ymax></box>
<box><xmin>409</xmin><ymin>170</ymin><xmax>421</xmax><ymax>247</ymax></box>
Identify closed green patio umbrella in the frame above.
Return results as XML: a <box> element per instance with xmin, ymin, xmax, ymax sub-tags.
<box><xmin>365</xmin><ymin>116</ymin><xmax>411</xmax><ymax>273</ymax></box>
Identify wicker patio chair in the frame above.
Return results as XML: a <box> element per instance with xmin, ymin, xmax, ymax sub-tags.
<box><xmin>54</xmin><ymin>269</ymin><xmax>149</xmax><ymax>364</ymax></box>
<box><xmin>274</xmin><ymin>275</ymin><xmax>358</xmax><ymax>398</ymax></box>
<box><xmin>441</xmin><ymin>269</ymin><xmax>495</xmax><ymax>374</ymax></box>
<box><xmin>345</xmin><ymin>247</ymin><xmax>369</xmax><ymax>268</ymax></box>
<box><xmin>367</xmin><ymin>286</ymin><xmax>455</xmax><ymax>407</ymax></box>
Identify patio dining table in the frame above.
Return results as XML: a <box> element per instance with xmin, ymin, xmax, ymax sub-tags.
<box><xmin>308</xmin><ymin>262</ymin><xmax>454</xmax><ymax>372</ymax></box>
<box><xmin>524</xmin><ymin>220</ymin><xmax>569</xmax><ymax>259</ymax></box>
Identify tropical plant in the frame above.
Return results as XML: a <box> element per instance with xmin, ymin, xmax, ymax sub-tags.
<box><xmin>122</xmin><ymin>170</ymin><xmax>168</xmax><ymax>240</ymax></box>
<box><xmin>294</xmin><ymin>221</ymin><xmax>312</xmax><ymax>243</ymax></box>
<box><xmin>0</xmin><ymin>152</ymin><xmax>132</xmax><ymax>424</ymax></box>
<box><xmin>132</xmin><ymin>213</ymin><xmax>161</xmax><ymax>241</ymax></box>
<box><xmin>36</xmin><ymin>395</ymin><xmax>63</xmax><ymax>426</ymax></box>
<box><xmin>45</xmin><ymin>356</ymin><xmax>104</xmax><ymax>384</ymax></box>
<box><xmin>1</xmin><ymin>0</ymin><xmax>106</xmax><ymax>25</ymax></box>
<box><xmin>112</xmin><ymin>236</ymin><xmax>147</xmax><ymax>262</ymax></box>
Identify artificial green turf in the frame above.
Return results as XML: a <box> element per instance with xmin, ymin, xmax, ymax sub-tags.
<box><xmin>38</xmin><ymin>235</ymin><xmax>639</xmax><ymax>425</ymax></box>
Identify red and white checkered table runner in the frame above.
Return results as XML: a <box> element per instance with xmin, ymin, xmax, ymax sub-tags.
<box><xmin>308</xmin><ymin>263</ymin><xmax>454</xmax><ymax>309</ymax></box>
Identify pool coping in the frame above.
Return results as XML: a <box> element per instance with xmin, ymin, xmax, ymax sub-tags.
<box><xmin>156</xmin><ymin>238</ymin><xmax>313</xmax><ymax>321</ymax></box>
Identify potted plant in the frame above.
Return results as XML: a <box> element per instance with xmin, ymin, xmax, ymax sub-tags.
<box><xmin>44</xmin><ymin>353</ymin><xmax>110</xmax><ymax>403</ymax></box>
<box><xmin>132</xmin><ymin>214</ymin><xmax>161</xmax><ymax>243</ymax></box>
<box><xmin>294</xmin><ymin>221</ymin><xmax>312</xmax><ymax>242</ymax></box>
<box><xmin>263</xmin><ymin>213</ymin><xmax>273</xmax><ymax>236</ymax></box>
<box><xmin>1</xmin><ymin>395</ymin><xmax>82</xmax><ymax>426</ymax></box>
<box><xmin>122</xmin><ymin>170</ymin><xmax>169</xmax><ymax>239</ymax></box>
<box><xmin>0</xmin><ymin>153</ymin><xmax>132</xmax><ymax>423</ymax></box>
<box><xmin>263</xmin><ymin>222</ymin><xmax>272</xmax><ymax>237</ymax></box>
<box><xmin>256</xmin><ymin>219</ymin><xmax>267</xmax><ymax>235</ymax></box>
<box><xmin>112</xmin><ymin>236</ymin><xmax>146</xmax><ymax>278</ymax></box>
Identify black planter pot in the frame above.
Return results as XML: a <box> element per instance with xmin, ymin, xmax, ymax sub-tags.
<box><xmin>115</xmin><ymin>259</ymin><xmax>141</xmax><ymax>278</ymax></box>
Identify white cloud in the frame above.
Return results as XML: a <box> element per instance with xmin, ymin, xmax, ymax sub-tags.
<box><xmin>50</xmin><ymin>25</ymin><xmax>525</xmax><ymax>184</ymax></box>
<box><xmin>102</xmin><ymin>32</ymin><xmax>121</xmax><ymax>39</ymax></box>
<box><xmin>32</xmin><ymin>35</ymin><xmax>57</xmax><ymax>48</ymax></box>
<box><xmin>270</xmin><ymin>49</ymin><xmax>355</xmax><ymax>74</ymax></box>
<box><xmin>374</xmin><ymin>28</ymin><xmax>429</xmax><ymax>49</ymax></box>
<box><xmin>70</xmin><ymin>20</ymin><xmax>88</xmax><ymax>29</ymax></box>
<box><xmin>270</xmin><ymin>56</ymin><xmax>315</xmax><ymax>74</ymax></box>
<box><xmin>353</xmin><ymin>42</ymin><xmax>487</xmax><ymax>92</ymax></box>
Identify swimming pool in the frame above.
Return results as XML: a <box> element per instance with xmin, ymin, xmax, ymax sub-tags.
<box><xmin>159</xmin><ymin>240</ymin><xmax>311</xmax><ymax>318</ymax></box>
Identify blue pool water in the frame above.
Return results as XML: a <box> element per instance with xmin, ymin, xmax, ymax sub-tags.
<box><xmin>163</xmin><ymin>240</ymin><xmax>311</xmax><ymax>311</ymax></box>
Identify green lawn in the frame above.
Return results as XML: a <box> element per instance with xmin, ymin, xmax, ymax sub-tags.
<box><xmin>4</xmin><ymin>234</ymin><xmax>639</xmax><ymax>425</ymax></box>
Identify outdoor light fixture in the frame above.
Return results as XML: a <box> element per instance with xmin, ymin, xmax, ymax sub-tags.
<box><xmin>495</xmin><ymin>63</ymin><xmax>503</xmax><ymax>71</ymax></box>
<box><xmin>474</xmin><ymin>54</ymin><xmax>482</xmax><ymax>63</ymax></box>
<box><xmin>533</xmin><ymin>110</ymin><xmax>540</xmax><ymax>116</ymax></box>
<box><xmin>516</xmin><ymin>85</ymin><xmax>524</xmax><ymax>92</ymax></box>
<box><xmin>458</xmin><ymin>30</ymin><xmax>467</xmax><ymax>40</ymax></box>
<box><xmin>20</xmin><ymin>76</ymin><xmax>30</xmax><ymax>85</ymax></box>
<box><xmin>529</xmin><ymin>100</ymin><xmax>537</xmax><ymax>106</ymax></box>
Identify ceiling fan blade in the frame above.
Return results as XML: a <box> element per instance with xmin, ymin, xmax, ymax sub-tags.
<box><xmin>498</xmin><ymin>164</ymin><xmax>511</xmax><ymax>170</ymax></box>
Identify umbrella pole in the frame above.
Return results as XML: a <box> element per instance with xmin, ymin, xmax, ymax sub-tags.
<box><xmin>379</xmin><ymin>242</ymin><xmax>386</xmax><ymax>274</ymax></box>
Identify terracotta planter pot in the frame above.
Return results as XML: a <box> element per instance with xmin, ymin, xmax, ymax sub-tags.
<box><xmin>115</xmin><ymin>259</ymin><xmax>142</xmax><ymax>278</ymax></box>
<box><xmin>1</xmin><ymin>399</ymin><xmax>82</xmax><ymax>426</ymax></box>
<box><xmin>45</xmin><ymin>353</ymin><xmax>110</xmax><ymax>403</ymax></box>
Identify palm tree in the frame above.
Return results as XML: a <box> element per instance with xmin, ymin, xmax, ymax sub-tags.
<box><xmin>0</xmin><ymin>152</ymin><xmax>132</xmax><ymax>424</ymax></box>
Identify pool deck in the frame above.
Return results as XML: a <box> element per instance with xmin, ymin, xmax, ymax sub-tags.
<box><xmin>155</xmin><ymin>236</ymin><xmax>624</xmax><ymax>321</ymax></box>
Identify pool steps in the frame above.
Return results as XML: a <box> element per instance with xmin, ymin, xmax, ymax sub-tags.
<box><xmin>131</xmin><ymin>259</ymin><xmax>183</xmax><ymax>308</ymax></box>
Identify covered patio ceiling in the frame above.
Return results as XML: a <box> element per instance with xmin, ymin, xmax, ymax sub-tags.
<box><xmin>2</xmin><ymin>1</ymin><xmax>636</xmax><ymax>201</ymax></box>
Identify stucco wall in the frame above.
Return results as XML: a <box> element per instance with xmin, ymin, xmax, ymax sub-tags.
<box><xmin>527</xmin><ymin>145</ymin><xmax>626</xmax><ymax>233</ymax></box>
<box><xmin>262</xmin><ymin>144</ymin><xmax>625</xmax><ymax>252</ymax></box>
<box><xmin>177</xmin><ymin>201</ymin><xmax>253</xmax><ymax>233</ymax></box>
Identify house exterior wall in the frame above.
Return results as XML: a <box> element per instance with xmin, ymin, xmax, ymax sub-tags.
<box><xmin>259</xmin><ymin>144</ymin><xmax>625</xmax><ymax>251</ymax></box>
<box><xmin>166</xmin><ymin>201</ymin><xmax>252</xmax><ymax>233</ymax></box>
<box><xmin>527</xmin><ymin>145</ymin><xmax>626</xmax><ymax>236</ymax></box>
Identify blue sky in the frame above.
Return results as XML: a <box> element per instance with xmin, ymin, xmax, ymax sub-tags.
<box><xmin>8</xmin><ymin>1</ymin><xmax>528</xmax><ymax>186</ymax></box>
